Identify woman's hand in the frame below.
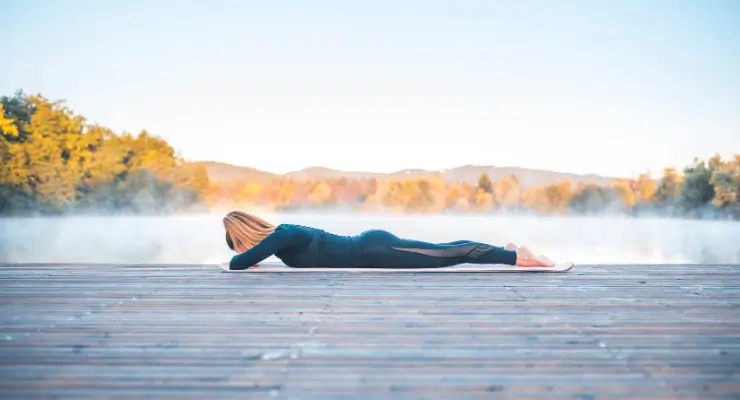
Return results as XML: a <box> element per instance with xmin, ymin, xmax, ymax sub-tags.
<box><xmin>219</xmin><ymin>261</ymin><xmax>259</xmax><ymax>271</ymax></box>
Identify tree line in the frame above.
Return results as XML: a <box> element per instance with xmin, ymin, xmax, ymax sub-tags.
<box><xmin>0</xmin><ymin>91</ymin><xmax>209</xmax><ymax>215</ymax></box>
<box><xmin>1</xmin><ymin>91</ymin><xmax>738</xmax><ymax>219</ymax></box>
<box><xmin>212</xmin><ymin>156</ymin><xmax>739</xmax><ymax>219</ymax></box>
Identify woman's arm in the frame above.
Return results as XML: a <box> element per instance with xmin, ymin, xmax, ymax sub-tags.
<box><xmin>228</xmin><ymin>226</ymin><xmax>294</xmax><ymax>270</ymax></box>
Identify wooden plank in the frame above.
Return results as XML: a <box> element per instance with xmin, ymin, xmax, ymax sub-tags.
<box><xmin>0</xmin><ymin>263</ymin><xmax>739</xmax><ymax>398</ymax></box>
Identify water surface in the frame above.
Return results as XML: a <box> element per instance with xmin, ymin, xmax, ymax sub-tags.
<box><xmin>1</xmin><ymin>213</ymin><xmax>738</xmax><ymax>264</ymax></box>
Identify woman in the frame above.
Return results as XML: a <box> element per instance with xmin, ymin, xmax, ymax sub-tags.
<box><xmin>221</xmin><ymin>210</ymin><xmax>556</xmax><ymax>271</ymax></box>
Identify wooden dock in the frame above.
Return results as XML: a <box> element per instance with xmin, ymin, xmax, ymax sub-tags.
<box><xmin>1</xmin><ymin>264</ymin><xmax>738</xmax><ymax>399</ymax></box>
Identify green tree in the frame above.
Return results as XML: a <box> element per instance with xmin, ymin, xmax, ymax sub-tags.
<box><xmin>569</xmin><ymin>184</ymin><xmax>619</xmax><ymax>214</ymax></box>
<box><xmin>477</xmin><ymin>173</ymin><xmax>493</xmax><ymax>194</ymax></box>
<box><xmin>679</xmin><ymin>158</ymin><xmax>716</xmax><ymax>212</ymax></box>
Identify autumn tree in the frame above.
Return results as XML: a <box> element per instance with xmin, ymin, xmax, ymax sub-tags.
<box><xmin>653</xmin><ymin>168</ymin><xmax>682</xmax><ymax>213</ymax></box>
<box><xmin>709</xmin><ymin>155</ymin><xmax>740</xmax><ymax>217</ymax></box>
<box><xmin>494</xmin><ymin>175</ymin><xmax>521</xmax><ymax>211</ymax></box>
<box><xmin>612</xmin><ymin>179</ymin><xmax>637</xmax><ymax>211</ymax></box>
<box><xmin>544</xmin><ymin>180</ymin><xmax>573</xmax><ymax>214</ymax></box>
<box><xmin>307</xmin><ymin>181</ymin><xmax>333</xmax><ymax>206</ymax></box>
<box><xmin>472</xmin><ymin>188</ymin><xmax>495</xmax><ymax>211</ymax></box>
<box><xmin>0</xmin><ymin>91</ymin><xmax>211</xmax><ymax>215</ymax></box>
<box><xmin>634</xmin><ymin>173</ymin><xmax>656</xmax><ymax>202</ymax></box>
<box><xmin>521</xmin><ymin>185</ymin><xmax>550</xmax><ymax>214</ymax></box>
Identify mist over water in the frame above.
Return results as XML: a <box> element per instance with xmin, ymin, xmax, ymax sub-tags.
<box><xmin>1</xmin><ymin>213</ymin><xmax>739</xmax><ymax>265</ymax></box>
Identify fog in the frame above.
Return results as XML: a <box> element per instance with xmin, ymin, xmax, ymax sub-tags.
<box><xmin>1</xmin><ymin>213</ymin><xmax>739</xmax><ymax>265</ymax></box>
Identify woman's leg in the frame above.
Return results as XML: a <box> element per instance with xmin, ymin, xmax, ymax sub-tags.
<box><xmin>441</xmin><ymin>241</ymin><xmax>521</xmax><ymax>253</ymax></box>
<box><xmin>358</xmin><ymin>230</ymin><xmax>554</xmax><ymax>268</ymax></box>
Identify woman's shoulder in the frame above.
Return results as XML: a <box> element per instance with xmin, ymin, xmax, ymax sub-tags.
<box><xmin>271</xmin><ymin>223</ymin><xmax>318</xmax><ymax>250</ymax></box>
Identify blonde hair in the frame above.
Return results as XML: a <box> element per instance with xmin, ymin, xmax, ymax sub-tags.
<box><xmin>223</xmin><ymin>210</ymin><xmax>276</xmax><ymax>252</ymax></box>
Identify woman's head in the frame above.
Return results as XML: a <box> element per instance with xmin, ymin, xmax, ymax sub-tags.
<box><xmin>223</xmin><ymin>210</ymin><xmax>276</xmax><ymax>253</ymax></box>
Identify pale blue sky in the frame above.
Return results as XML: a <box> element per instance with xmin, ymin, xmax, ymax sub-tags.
<box><xmin>2</xmin><ymin>0</ymin><xmax>739</xmax><ymax>178</ymax></box>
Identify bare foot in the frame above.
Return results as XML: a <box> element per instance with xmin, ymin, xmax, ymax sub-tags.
<box><xmin>540</xmin><ymin>254</ymin><xmax>555</xmax><ymax>265</ymax></box>
<box><xmin>504</xmin><ymin>243</ymin><xmax>518</xmax><ymax>251</ymax></box>
<box><xmin>515</xmin><ymin>246</ymin><xmax>555</xmax><ymax>267</ymax></box>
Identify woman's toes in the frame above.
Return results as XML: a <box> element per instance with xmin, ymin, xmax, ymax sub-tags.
<box><xmin>540</xmin><ymin>255</ymin><xmax>556</xmax><ymax>267</ymax></box>
<box><xmin>516</xmin><ymin>247</ymin><xmax>554</xmax><ymax>267</ymax></box>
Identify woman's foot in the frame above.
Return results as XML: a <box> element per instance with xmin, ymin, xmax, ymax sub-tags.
<box><xmin>540</xmin><ymin>254</ymin><xmax>555</xmax><ymax>266</ymax></box>
<box><xmin>515</xmin><ymin>246</ymin><xmax>555</xmax><ymax>267</ymax></box>
<box><xmin>504</xmin><ymin>243</ymin><xmax>518</xmax><ymax>251</ymax></box>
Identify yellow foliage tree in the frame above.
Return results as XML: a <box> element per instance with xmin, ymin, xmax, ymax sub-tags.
<box><xmin>521</xmin><ymin>185</ymin><xmax>550</xmax><ymax>213</ymax></box>
<box><xmin>232</xmin><ymin>182</ymin><xmax>263</xmax><ymax>207</ymax></box>
<box><xmin>473</xmin><ymin>188</ymin><xmax>495</xmax><ymax>211</ymax></box>
<box><xmin>494</xmin><ymin>175</ymin><xmax>521</xmax><ymax>210</ymax></box>
<box><xmin>0</xmin><ymin>104</ymin><xmax>18</xmax><ymax>136</ymax></box>
<box><xmin>308</xmin><ymin>182</ymin><xmax>333</xmax><ymax>206</ymax></box>
<box><xmin>0</xmin><ymin>92</ymin><xmax>211</xmax><ymax>214</ymax></box>
<box><xmin>613</xmin><ymin>179</ymin><xmax>636</xmax><ymax>209</ymax></box>
<box><xmin>543</xmin><ymin>180</ymin><xmax>573</xmax><ymax>214</ymax></box>
<box><xmin>634</xmin><ymin>173</ymin><xmax>656</xmax><ymax>203</ymax></box>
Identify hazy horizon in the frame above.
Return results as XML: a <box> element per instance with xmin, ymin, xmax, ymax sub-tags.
<box><xmin>2</xmin><ymin>212</ymin><xmax>739</xmax><ymax>266</ymax></box>
<box><xmin>200</xmin><ymin>159</ymin><xmax>628</xmax><ymax>179</ymax></box>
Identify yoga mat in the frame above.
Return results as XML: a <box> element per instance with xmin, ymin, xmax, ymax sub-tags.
<box><xmin>220</xmin><ymin>261</ymin><xmax>574</xmax><ymax>273</ymax></box>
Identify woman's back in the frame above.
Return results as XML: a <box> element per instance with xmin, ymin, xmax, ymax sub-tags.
<box><xmin>229</xmin><ymin>224</ymin><xmax>358</xmax><ymax>269</ymax></box>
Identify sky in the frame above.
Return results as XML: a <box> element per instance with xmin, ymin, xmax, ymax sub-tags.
<box><xmin>2</xmin><ymin>0</ymin><xmax>739</xmax><ymax>178</ymax></box>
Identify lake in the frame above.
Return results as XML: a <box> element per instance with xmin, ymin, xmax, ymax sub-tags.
<box><xmin>1</xmin><ymin>213</ymin><xmax>739</xmax><ymax>265</ymax></box>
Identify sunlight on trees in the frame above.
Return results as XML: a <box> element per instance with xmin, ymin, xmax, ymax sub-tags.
<box><xmin>1</xmin><ymin>90</ymin><xmax>738</xmax><ymax>219</ymax></box>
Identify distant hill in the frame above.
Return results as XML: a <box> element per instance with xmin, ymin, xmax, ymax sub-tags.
<box><xmin>285</xmin><ymin>166</ymin><xmax>379</xmax><ymax>181</ymax></box>
<box><xmin>197</xmin><ymin>161</ymin><xmax>279</xmax><ymax>183</ymax></box>
<box><xmin>201</xmin><ymin>161</ymin><xmax>619</xmax><ymax>187</ymax></box>
<box><xmin>437</xmin><ymin>165</ymin><xmax>617</xmax><ymax>187</ymax></box>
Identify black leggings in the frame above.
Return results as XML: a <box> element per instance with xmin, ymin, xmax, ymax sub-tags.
<box><xmin>355</xmin><ymin>230</ymin><xmax>517</xmax><ymax>269</ymax></box>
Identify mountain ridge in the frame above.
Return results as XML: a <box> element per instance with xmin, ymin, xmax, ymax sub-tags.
<box><xmin>199</xmin><ymin>161</ymin><xmax>621</xmax><ymax>187</ymax></box>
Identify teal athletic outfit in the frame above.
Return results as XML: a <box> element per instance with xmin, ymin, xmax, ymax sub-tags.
<box><xmin>227</xmin><ymin>224</ymin><xmax>517</xmax><ymax>270</ymax></box>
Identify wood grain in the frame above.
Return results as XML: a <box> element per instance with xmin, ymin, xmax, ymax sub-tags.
<box><xmin>1</xmin><ymin>263</ymin><xmax>738</xmax><ymax>399</ymax></box>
